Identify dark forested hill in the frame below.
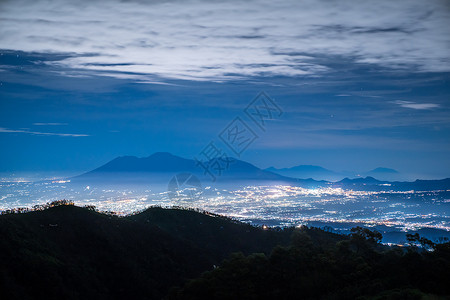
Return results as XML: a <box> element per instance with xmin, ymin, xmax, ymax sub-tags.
<box><xmin>0</xmin><ymin>203</ymin><xmax>295</xmax><ymax>300</ymax></box>
<box><xmin>169</xmin><ymin>229</ymin><xmax>450</xmax><ymax>300</ymax></box>
<box><xmin>1</xmin><ymin>203</ymin><xmax>449</xmax><ymax>300</ymax></box>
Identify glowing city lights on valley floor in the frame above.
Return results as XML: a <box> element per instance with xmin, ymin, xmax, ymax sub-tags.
<box><xmin>0</xmin><ymin>181</ymin><xmax>449</xmax><ymax>232</ymax></box>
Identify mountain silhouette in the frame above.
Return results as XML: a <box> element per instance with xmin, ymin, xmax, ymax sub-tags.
<box><xmin>332</xmin><ymin>176</ymin><xmax>450</xmax><ymax>191</ymax></box>
<box><xmin>267</xmin><ymin>165</ymin><xmax>404</xmax><ymax>182</ymax></box>
<box><xmin>70</xmin><ymin>153</ymin><xmax>449</xmax><ymax>191</ymax></box>
<box><xmin>73</xmin><ymin>152</ymin><xmax>293</xmax><ymax>184</ymax></box>
<box><xmin>363</xmin><ymin>167</ymin><xmax>401</xmax><ymax>181</ymax></box>
<box><xmin>367</xmin><ymin>167</ymin><xmax>399</xmax><ymax>174</ymax></box>
<box><xmin>88</xmin><ymin>152</ymin><xmax>196</xmax><ymax>173</ymax></box>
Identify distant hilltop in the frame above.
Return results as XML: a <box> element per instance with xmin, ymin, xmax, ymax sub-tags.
<box><xmin>266</xmin><ymin>165</ymin><xmax>402</xmax><ymax>182</ymax></box>
<box><xmin>368</xmin><ymin>167</ymin><xmax>399</xmax><ymax>174</ymax></box>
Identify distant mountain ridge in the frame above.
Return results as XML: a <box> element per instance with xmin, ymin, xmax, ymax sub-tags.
<box><xmin>267</xmin><ymin>164</ymin><xmax>402</xmax><ymax>181</ymax></box>
<box><xmin>332</xmin><ymin>176</ymin><xmax>450</xmax><ymax>192</ymax></box>
<box><xmin>73</xmin><ymin>152</ymin><xmax>294</xmax><ymax>184</ymax></box>
<box><xmin>71</xmin><ymin>152</ymin><xmax>450</xmax><ymax>191</ymax></box>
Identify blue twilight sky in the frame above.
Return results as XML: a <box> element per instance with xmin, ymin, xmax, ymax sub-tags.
<box><xmin>0</xmin><ymin>0</ymin><xmax>449</xmax><ymax>179</ymax></box>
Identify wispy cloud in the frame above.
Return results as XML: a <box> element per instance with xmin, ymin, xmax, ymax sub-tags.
<box><xmin>0</xmin><ymin>0</ymin><xmax>449</xmax><ymax>82</ymax></box>
<box><xmin>0</xmin><ymin>127</ymin><xmax>89</xmax><ymax>137</ymax></box>
<box><xmin>394</xmin><ymin>100</ymin><xmax>440</xmax><ymax>110</ymax></box>
<box><xmin>33</xmin><ymin>123</ymin><xmax>68</xmax><ymax>126</ymax></box>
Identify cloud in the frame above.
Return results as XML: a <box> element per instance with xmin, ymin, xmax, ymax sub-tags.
<box><xmin>0</xmin><ymin>0</ymin><xmax>449</xmax><ymax>82</ymax></box>
<box><xmin>33</xmin><ymin>123</ymin><xmax>68</xmax><ymax>126</ymax></box>
<box><xmin>0</xmin><ymin>127</ymin><xmax>89</xmax><ymax>137</ymax></box>
<box><xmin>394</xmin><ymin>100</ymin><xmax>440</xmax><ymax>110</ymax></box>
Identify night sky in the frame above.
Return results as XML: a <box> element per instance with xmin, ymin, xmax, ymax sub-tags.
<box><xmin>0</xmin><ymin>0</ymin><xmax>449</xmax><ymax>179</ymax></box>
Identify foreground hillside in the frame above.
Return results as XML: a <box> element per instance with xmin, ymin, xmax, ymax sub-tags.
<box><xmin>169</xmin><ymin>232</ymin><xmax>450</xmax><ymax>299</ymax></box>
<box><xmin>0</xmin><ymin>202</ymin><xmax>449</xmax><ymax>299</ymax></box>
<box><xmin>0</xmin><ymin>203</ymin><xmax>296</xmax><ymax>299</ymax></box>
